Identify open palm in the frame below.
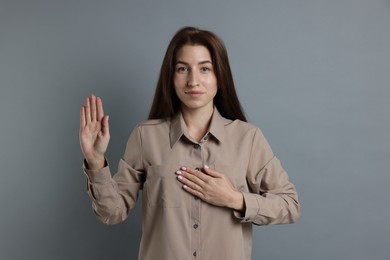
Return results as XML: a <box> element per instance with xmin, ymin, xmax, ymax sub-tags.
<box><xmin>79</xmin><ymin>95</ymin><xmax>110</xmax><ymax>169</ymax></box>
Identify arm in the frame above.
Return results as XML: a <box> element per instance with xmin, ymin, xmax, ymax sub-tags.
<box><xmin>240</xmin><ymin>128</ymin><xmax>300</xmax><ymax>225</ymax></box>
<box><xmin>80</xmin><ymin>95</ymin><xmax>144</xmax><ymax>225</ymax></box>
<box><xmin>83</xmin><ymin>153</ymin><xmax>144</xmax><ymax>225</ymax></box>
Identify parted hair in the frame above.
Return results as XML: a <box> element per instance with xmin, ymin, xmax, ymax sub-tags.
<box><xmin>148</xmin><ymin>26</ymin><xmax>247</xmax><ymax>122</ymax></box>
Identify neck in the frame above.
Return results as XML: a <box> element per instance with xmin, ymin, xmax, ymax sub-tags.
<box><xmin>181</xmin><ymin>106</ymin><xmax>214</xmax><ymax>142</ymax></box>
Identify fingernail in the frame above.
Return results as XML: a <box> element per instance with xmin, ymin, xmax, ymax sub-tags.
<box><xmin>181</xmin><ymin>166</ymin><xmax>187</xmax><ymax>171</ymax></box>
<box><xmin>177</xmin><ymin>175</ymin><xmax>182</xmax><ymax>180</ymax></box>
<box><xmin>176</xmin><ymin>170</ymin><xmax>182</xmax><ymax>175</ymax></box>
<box><xmin>204</xmin><ymin>165</ymin><xmax>209</xmax><ymax>169</ymax></box>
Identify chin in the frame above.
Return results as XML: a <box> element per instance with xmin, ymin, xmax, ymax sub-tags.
<box><xmin>181</xmin><ymin>102</ymin><xmax>213</xmax><ymax>111</ymax></box>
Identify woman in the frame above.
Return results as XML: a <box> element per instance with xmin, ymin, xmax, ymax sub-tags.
<box><xmin>80</xmin><ymin>26</ymin><xmax>300</xmax><ymax>260</ymax></box>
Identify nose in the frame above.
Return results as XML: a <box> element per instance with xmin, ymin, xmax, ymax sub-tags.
<box><xmin>187</xmin><ymin>70</ymin><xmax>199</xmax><ymax>87</ymax></box>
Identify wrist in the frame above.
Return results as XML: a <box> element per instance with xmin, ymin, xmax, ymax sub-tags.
<box><xmin>86</xmin><ymin>156</ymin><xmax>105</xmax><ymax>170</ymax></box>
<box><xmin>229</xmin><ymin>191</ymin><xmax>245</xmax><ymax>212</ymax></box>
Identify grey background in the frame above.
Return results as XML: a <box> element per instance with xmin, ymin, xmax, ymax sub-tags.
<box><xmin>1</xmin><ymin>0</ymin><xmax>389</xmax><ymax>259</ymax></box>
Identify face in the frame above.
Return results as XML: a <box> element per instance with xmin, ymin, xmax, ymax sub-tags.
<box><xmin>173</xmin><ymin>45</ymin><xmax>218</xmax><ymax>113</ymax></box>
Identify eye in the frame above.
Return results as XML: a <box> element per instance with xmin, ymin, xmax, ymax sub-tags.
<box><xmin>176</xmin><ymin>66</ymin><xmax>189</xmax><ymax>73</ymax></box>
<box><xmin>200</xmin><ymin>66</ymin><xmax>212</xmax><ymax>73</ymax></box>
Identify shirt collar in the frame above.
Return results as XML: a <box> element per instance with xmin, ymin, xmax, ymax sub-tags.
<box><xmin>169</xmin><ymin>107</ymin><xmax>229</xmax><ymax>148</ymax></box>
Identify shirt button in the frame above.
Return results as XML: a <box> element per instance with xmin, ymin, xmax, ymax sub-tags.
<box><xmin>193</xmin><ymin>223</ymin><xmax>199</xmax><ymax>229</ymax></box>
<box><xmin>194</xmin><ymin>144</ymin><xmax>200</xmax><ymax>149</ymax></box>
<box><xmin>193</xmin><ymin>251</ymin><xmax>197</xmax><ymax>257</ymax></box>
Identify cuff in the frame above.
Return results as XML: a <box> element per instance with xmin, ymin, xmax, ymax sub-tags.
<box><xmin>82</xmin><ymin>158</ymin><xmax>112</xmax><ymax>183</ymax></box>
<box><xmin>233</xmin><ymin>192</ymin><xmax>259</xmax><ymax>222</ymax></box>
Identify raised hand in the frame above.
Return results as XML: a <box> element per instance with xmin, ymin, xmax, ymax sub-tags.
<box><xmin>79</xmin><ymin>95</ymin><xmax>110</xmax><ymax>170</ymax></box>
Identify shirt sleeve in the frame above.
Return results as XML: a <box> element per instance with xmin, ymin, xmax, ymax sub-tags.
<box><xmin>234</xmin><ymin>128</ymin><xmax>300</xmax><ymax>225</ymax></box>
<box><xmin>83</xmin><ymin>126</ymin><xmax>145</xmax><ymax>225</ymax></box>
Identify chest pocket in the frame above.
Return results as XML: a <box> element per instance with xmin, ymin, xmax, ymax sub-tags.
<box><xmin>144</xmin><ymin>165</ymin><xmax>183</xmax><ymax>208</ymax></box>
<box><xmin>214</xmin><ymin>163</ymin><xmax>248</xmax><ymax>193</ymax></box>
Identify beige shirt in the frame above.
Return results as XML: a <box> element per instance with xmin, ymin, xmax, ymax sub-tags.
<box><xmin>83</xmin><ymin>108</ymin><xmax>300</xmax><ymax>260</ymax></box>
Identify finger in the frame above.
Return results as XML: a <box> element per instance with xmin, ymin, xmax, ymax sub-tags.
<box><xmin>80</xmin><ymin>106</ymin><xmax>86</xmax><ymax>127</ymax></box>
<box><xmin>183</xmin><ymin>184</ymin><xmax>205</xmax><ymax>199</ymax></box>
<box><xmin>176</xmin><ymin>171</ymin><xmax>204</xmax><ymax>189</ymax></box>
<box><xmin>90</xmin><ymin>95</ymin><xmax>97</xmax><ymax>121</ymax></box>
<box><xmin>85</xmin><ymin>97</ymin><xmax>91</xmax><ymax>123</ymax></box>
<box><xmin>180</xmin><ymin>167</ymin><xmax>208</xmax><ymax>183</ymax></box>
<box><xmin>178</xmin><ymin>175</ymin><xmax>203</xmax><ymax>192</ymax></box>
<box><xmin>101</xmin><ymin>115</ymin><xmax>110</xmax><ymax>136</ymax></box>
<box><xmin>203</xmin><ymin>165</ymin><xmax>222</xmax><ymax>177</ymax></box>
<box><xmin>96</xmin><ymin>97</ymin><xmax>104</xmax><ymax>121</ymax></box>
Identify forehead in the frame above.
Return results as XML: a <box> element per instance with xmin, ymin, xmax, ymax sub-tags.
<box><xmin>175</xmin><ymin>45</ymin><xmax>211</xmax><ymax>62</ymax></box>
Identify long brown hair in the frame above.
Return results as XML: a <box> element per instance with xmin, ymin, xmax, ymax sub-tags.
<box><xmin>148</xmin><ymin>26</ymin><xmax>247</xmax><ymax>122</ymax></box>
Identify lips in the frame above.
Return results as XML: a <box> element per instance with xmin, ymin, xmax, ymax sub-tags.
<box><xmin>185</xmin><ymin>91</ymin><xmax>203</xmax><ymax>94</ymax></box>
<box><xmin>185</xmin><ymin>91</ymin><xmax>204</xmax><ymax>97</ymax></box>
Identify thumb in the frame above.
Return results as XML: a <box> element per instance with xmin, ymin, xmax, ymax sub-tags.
<box><xmin>101</xmin><ymin>115</ymin><xmax>110</xmax><ymax>136</ymax></box>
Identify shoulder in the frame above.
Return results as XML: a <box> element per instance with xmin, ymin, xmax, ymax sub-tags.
<box><xmin>226</xmin><ymin>119</ymin><xmax>268</xmax><ymax>142</ymax></box>
<box><xmin>137</xmin><ymin>118</ymin><xmax>170</xmax><ymax>127</ymax></box>
<box><xmin>227</xmin><ymin>119</ymin><xmax>260</xmax><ymax>133</ymax></box>
<box><xmin>131</xmin><ymin>118</ymin><xmax>171</xmax><ymax>135</ymax></box>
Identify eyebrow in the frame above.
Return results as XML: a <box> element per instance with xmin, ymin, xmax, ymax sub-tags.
<box><xmin>175</xmin><ymin>60</ymin><xmax>213</xmax><ymax>65</ymax></box>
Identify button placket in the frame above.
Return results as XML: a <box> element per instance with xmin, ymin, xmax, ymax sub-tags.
<box><xmin>191</xmin><ymin>165</ymin><xmax>201</xmax><ymax>259</ymax></box>
<box><xmin>194</xmin><ymin>167</ymin><xmax>202</xmax><ymax>202</ymax></box>
<box><xmin>190</xmin><ymin>140</ymin><xmax>202</xmax><ymax>259</ymax></box>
